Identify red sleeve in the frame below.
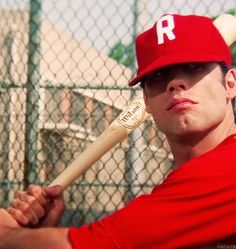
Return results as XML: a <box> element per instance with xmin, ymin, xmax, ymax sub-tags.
<box><xmin>69</xmin><ymin>136</ymin><xmax>236</xmax><ymax>249</ymax></box>
<box><xmin>68</xmin><ymin>223</ymin><xmax>121</xmax><ymax>249</ymax></box>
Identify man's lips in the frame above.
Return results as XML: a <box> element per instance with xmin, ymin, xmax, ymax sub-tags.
<box><xmin>166</xmin><ymin>98</ymin><xmax>198</xmax><ymax>111</ymax></box>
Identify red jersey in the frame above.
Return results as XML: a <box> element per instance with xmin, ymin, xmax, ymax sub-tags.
<box><xmin>69</xmin><ymin>134</ymin><xmax>236</xmax><ymax>249</ymax></box>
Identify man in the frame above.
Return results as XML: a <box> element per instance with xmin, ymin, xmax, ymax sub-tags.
<box><xmin>1</xmin><ymin>14</ymin><xmax>236</xmax><ymax>249</ymax></box>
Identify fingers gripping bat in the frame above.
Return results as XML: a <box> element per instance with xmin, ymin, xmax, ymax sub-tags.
<box><xmin>50</xmin><ymin>14</ymin><xmax>236</xmax><ymax>189</ymax></box>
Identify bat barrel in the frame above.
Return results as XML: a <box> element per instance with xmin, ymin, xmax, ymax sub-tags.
<box><xmin>49</xmin><ymin>98</ymin><xmax>150</xmax><ymax>189</ymax></box>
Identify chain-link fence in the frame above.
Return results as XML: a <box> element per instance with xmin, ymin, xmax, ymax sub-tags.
<box><xmin>0</xmin><ymin>0</ymin><xmax>235</xmax><ymax>226</ymax></box>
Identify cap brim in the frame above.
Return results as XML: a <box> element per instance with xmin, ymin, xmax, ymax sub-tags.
<box><xmin>129</xmin><ymin>51</ymin><xmax>227</xmax><ymax>86</ymax></box>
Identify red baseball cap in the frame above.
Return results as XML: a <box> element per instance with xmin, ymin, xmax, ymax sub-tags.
<box><xmin>129</xmin><ymin>14</ymin><xmax>232</xmax><ymax>86</ymax></box>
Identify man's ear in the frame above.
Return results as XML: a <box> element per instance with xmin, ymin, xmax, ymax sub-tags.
<box><xmin>143</xmin><ymin>89</ymin><xmax>152</xmax><ymax>114</ymax></box>
<box><xmin>225</xmin><ymin>69</ymin><xmax>236</xmax><ymax>100</ymax></box>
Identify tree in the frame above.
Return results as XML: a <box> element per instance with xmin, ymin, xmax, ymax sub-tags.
<box><xmin>108</xmin><ymin>41</ymin><xmax>134</xmax><ymax>68</ymax></box>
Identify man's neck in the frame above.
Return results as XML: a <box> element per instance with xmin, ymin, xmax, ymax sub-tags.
<box><xmin>167</xmin><ymin>123</ymin><xmax>236</xmax><ymax>166</ymax></box>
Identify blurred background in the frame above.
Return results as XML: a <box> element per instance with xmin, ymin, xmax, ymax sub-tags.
<box><xmin>0</xmin><ymin>0</ymin><xmax>235</xmax><ymax>226</ymax></box>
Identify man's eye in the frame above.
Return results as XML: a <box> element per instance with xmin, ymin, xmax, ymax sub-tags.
<box><xmin>153</xmin><ymin>68</ymin><xmax>170</xmax><ymax>79</ymax></box>
<box><xmin>186</xmin><ymin>63</ymin><xmax>204</xmax><ymax>71</ymax></box>
<box><xmin>154</xmin><ymin>71</ymin><xmax>164</xmax><ymax>79</ymax></box>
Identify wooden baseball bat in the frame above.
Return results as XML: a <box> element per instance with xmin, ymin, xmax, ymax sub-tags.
<box><xmin>49</xmin><ymin>98</ymin><xmax>151</xmax><ymax>189</ymax></box>
<box><xmin>213</xmin><ymin>14</ymin><xmax>236</xmax><ymax>46</ymax></box>
<box><xmin>50</xmin><ymin>14</ymin><xmax>236</xmax><ymax>189</ymax></box>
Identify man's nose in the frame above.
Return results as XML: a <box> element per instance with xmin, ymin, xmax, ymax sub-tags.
<box><xmin>167</xmin><ymin>80</ymin><xmax>188</xmax><ymax>93</ymax></box>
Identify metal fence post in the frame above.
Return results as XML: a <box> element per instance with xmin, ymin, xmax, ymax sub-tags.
<box><xmin>24</xmin><ymin>0</ymin><xmax>42</xmax><ymax>187</ymax></box>
<box><xmin>124</xmin><ymin>0</ymin><xmax>140</xmax><ymax>203</ymax></box>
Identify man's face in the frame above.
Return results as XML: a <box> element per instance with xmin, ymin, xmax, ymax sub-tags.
<box><xmin>143</xmin><ymin>62</ymin><xmax>236</xmax><ymax>138</ymax></box>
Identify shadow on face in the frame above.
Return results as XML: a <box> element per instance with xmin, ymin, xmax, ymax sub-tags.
<box><xmin>141</xmin><ymin>62</ymin><xmax>225</xmax><ymax>98</ymax></box>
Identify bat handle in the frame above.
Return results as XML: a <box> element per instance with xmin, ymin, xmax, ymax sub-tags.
<box><xmin>49</xmin><ymin>123</ymin><xmax>126</xmax><ymax>189</ymax></box>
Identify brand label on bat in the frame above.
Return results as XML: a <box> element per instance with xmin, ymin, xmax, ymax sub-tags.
<box><xmin>117</xmin><ymin>100</ymin><xmax>146</xmax><ymax>129</ymax></box>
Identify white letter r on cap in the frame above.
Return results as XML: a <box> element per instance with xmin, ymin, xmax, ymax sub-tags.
<box><xmin>156</xmin><ymin>15</ymin><xmax>176</xmax><ymax>45</ymax></box>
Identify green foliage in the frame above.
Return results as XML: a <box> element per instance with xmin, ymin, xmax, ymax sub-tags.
<box><xmin>231</xmin><ymin>43</ymin><xmax>236</xmax><ymax>66</ymax></box>
<box><xmin>108</xmin><ymin>41</ymin><xmax>134</xmax><ymax>68</ymax></box>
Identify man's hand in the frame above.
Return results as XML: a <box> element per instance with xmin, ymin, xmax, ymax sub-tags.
<box><xmin>0</xmin><ymin>208</ymin><xmax>20</xmax><ymax>228</ymax></box>
<box><xmin>0</xmin><ymin>208</ymin><xmax>20</xmax><ymax>248</ymax></box>
<box><xmin>7</xmin><ymin>185</ymin><xmax>65</xmax><ymax>227</ymax></box>
<box><xmin>0</xmin><ymin>208</ymin><xmax>72</xmax><ymax>249</ymax></box>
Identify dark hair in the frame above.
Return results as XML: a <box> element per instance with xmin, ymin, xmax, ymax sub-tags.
<box><xmin>139</xmin><ymin>79</ymin><xmax>145</xmax><ymax>89</ymax></box>
<box><xmin>216</xmin><ymin>62</ymin><xmax>236</xmax><ymax>123</ymax></box>
<box><xmin>218</xmin><ymin>62</ymin><xmax>230</xmax><ymax>74</ymax></box>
